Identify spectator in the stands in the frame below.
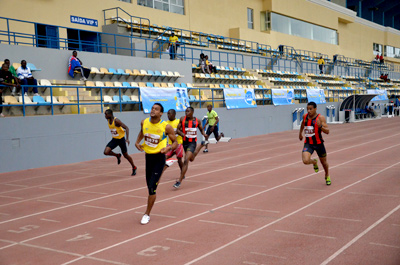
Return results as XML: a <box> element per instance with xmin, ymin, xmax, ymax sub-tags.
<box><xmin>366</xmin><ymin>103</ymin><xmax>375</xmax><ymax>118</ymax></box>
<box><xmin>17</xmin><ymin>60</ymin><xmax>39</xmax><ymax>96</ymax></box>
<box><xmin>379</xmin><ymin>54</ymin><xmax>384</xmax><ymax>64</ymax></box>
<box><xmin>4</xmin><ymin>59</ymin><xmax>17</xmax><ymax>78</ymax></box>
<box><xmin>374</xmin><ymin>53</ymin><xmax>380</xmax><ymax>63</ymax></box>
<box><xmin>0</xmin><ymin>63</ymin><xmax>21</xmax><ymax>96</ymax></box>
<box><xmin>198</xmin><ymin>53</ymin><xmax>209</xmax><ymax>74</ymax></box>
<box><xmin>318</xmin><ymin>56</ymin><xmax>325</xmax><ymax>74</ymax></box>
<box><xmin>205</xmin><ymin>55</ymin><xmax>217</xmax><ymax>74</ymax></box>
<box><xmin>168</xmin><ymin>32</ymin><xmax>179</xmax><ymax>60</ymax></box>
<box><xmin>68</xmin><ymin>50</ymin><xmax>90</xmax><ymax>80</ymax></box>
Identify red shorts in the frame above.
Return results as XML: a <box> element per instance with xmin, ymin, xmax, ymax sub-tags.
<box><xmin>166</xmin><ymin>144</ymin><xmax>184</xmax><ymax>158</ymax></box>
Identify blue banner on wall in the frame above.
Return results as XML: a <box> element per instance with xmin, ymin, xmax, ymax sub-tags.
<box><xmin>139</xmin><ymin>87</ymin><xmax>190</xmax><ymax>114</ymax></box>
<box><xmin>271</xmin><ymin>89</ymin><xmax>295</xmax><ymax>105</ymax></box>
<box><xmin>367</xmin><ymin>89</ymin><xmax>388</xmax><ymax>101</ymax></box>
<box><xmin>306</xmin><ymin>89</ymin><xmax>326</xmax><ymax>104</ymax></box>
<box><xmin>70</xmin><ymin>16</ymin><xmax>98</xmax><ymax>27</ymax></box>
<box><xmin>223</xmin><ymin>88</ymin><xmax>257</xmax><ymax>109</ymax></box>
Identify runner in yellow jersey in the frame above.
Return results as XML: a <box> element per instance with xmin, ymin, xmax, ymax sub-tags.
<box><xmin>203</xmin><ymin>104</ymin><xmax>225</xmax><ymax>153</ymax></box>
<box><xmin>164</xmin><ymin>109</ymin><xmax>184</xmax><ymax>171</ymax></box>
<box><xmin>135</xmin><ymin>103</ymin><xmax>178</xmax><ymax>225</ymax></box>
<box><xmin>104</xmin><ymin>109</ymin><xmax>137</xmax><ymax>175</ymax></box>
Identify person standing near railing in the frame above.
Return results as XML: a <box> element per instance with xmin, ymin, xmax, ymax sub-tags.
<box><xmin>168</xmin><ymin>32</ymin><xmax>179</xmax><ymax>60</ymax></box>
<box><xmin>318</xmin><ymin>56</ymin><xmax>325</xmax><ymax>74</ymax></box>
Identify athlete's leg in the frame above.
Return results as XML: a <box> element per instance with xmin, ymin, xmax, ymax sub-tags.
<box><xmin>192</xmin><ymin>142</ymin><xmax>207</xmax><ymax>161</ymax></box>
<box><xmin>319</xmin><ymin>156</ymin><xmax>329</xmax><ymax>177</ymax></box>
<box><xmin>302</xmin><ymin>151</ymin><xmax>316</xmax><ymax>165</ymax></box>
<box><xmin>179</xmin><ymin>150</ymin><xmax>193</xmax><ymax>182</ymax></box>
<box><xmin>145</xmin><ymin>195</ymin><xmax>156</xmax><ymax>216</ymax></box>
<box><xmin>104</xmin><ymin>146</ymin><xmax>119</xmax><ymax>157</ymax></box>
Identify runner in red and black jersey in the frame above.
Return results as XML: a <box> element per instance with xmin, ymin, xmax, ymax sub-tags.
<box><xmin>174</xmin><ymin>107</ymin><xmax>207</xmax><ymax>188</ymax></box>
<box><xmin>299</xmin><ymin>102</ymin><xmax>331</xmax><ymax>185</ymax></box>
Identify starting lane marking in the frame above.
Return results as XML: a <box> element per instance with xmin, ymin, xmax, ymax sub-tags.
<box><xmin>305</xmin><ymin>215</ymin><xmax>362</xmax><ymax>222</ymax></box>
<box><xmin>286</xmin><ymin>187</ymin><xmax>326</xmax><ymax>192</ymax></box>
<box><xmin>369</xmin><ymin>242</ymin><xmax>400</xmax><ymax>249</ymax></box>
<box><xmin>37</xmin><ymin>199</ymin><xmax>67</xmax><ymax>205</ymax></box>
<box><xmin>274</xmin><ymin>229</ymin><xmax>336</xmax><ymax>240</ymax></box>
<box><xmin>82</xmin><ymin>205</ymin><xmax>117</xmax><ymax>211</ymax></box>
<box><xmin>0</xmin><ymin>195</ymin><xmax>24</xmax><ymax>200</ymax></box>
<box><xmin>347</xmin><ymin>192</ymin><xmax>399</xmax><ymax>198</ymax></box>
<box><xmin>166</xmin><ymin>238</ymin><xmax>195</xmax><ymax>244</ymax></box>
<box><xmin>79</xmin><ymin>191</ymin><xmax>108</xmax><ymax>195</ymax></box>
<box><xmin>122</xmin><ymin>195</ymin><xmax>147</xmax><ymax>199</ymax></box>
<box><xmin>40</xmin><ymin>218</ymin><xmax>60</xmax><ymax>223</ymax></box>
<box><xmin>4</xmin><ymin>184</ymin><xmax>28</xmax><ymax>188</ymax></box>
<box><xmin>234</xmin><ymin>207</ymin><xmax>280</xmax><ymax>213</ymax></box>
<box><xmin>137</xmin><ymin>245</ymin><xmax>170</xmax><ymax>257</ymax></box>
<box><xmin>251</xmin><ymin>251</ymin><xmax>287</xmax><ymax>259</ymax></box>
<box><xmin>231</xmin><ymin>183</ymin><xmax>268</xmax><ymax>188</ymax></box>
<box><xmin>135</xmin><ymin>212</ymin><xmax>177</xmax><ymax>219</ymax></box>
<box><xmin>39</xmin><ymin>187</ymin><xmax>65</xmax><ymax>191</ymax></box>
<box><xmin>174</xmin><ymin>200</ymin><xmax>213</xmax><ymax>206</ymax></box>
<box><xmin>97</xmin><ymin>227</ymin><xmax>121</xmax><ymax>233</ymax></box>
<box><xmin>199</xmin><ymin>220</ymin><xmax>248</xmax><ymax>228</ymax></box>
<box><xmin>320</xmin><ymin>204</ymin><xmax>400</xmax><ymax>265</ymax></box>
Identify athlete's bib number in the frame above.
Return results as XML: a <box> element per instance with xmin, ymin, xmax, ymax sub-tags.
<box><xmin>110</xmin><ymin>129</ymin><xmax>119</xmax><ymax>137</ymax></box>
<box><xmin>144</xmin><ymin>133</ymin><xmax>160</xmax><ymax>148</ymax></box>
<box><xmin>304</xmin><ymin>126</ymin><xmax>315</xmax><ymax>137</ymax></box>
<box><xmin>185</xmin><ymin>128</ymin><xmax>197</xmax><ymax>138</ymax></box>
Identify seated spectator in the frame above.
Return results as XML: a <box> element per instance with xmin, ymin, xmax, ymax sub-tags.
<box><xmin>374</xmin><ymin>53</ymin><xmax>380</xmax><ymax>63</ymax></box>
<box><xmin>379</xmin><ymin>54</ymin><xmax>384</xmax><ymax>64</ymax></box>
<box><xmin>384</xmin><ymin>74</ymin><xmax>390</xmax><ymax>82</ymax></box>
<box><xmin>366</xmin><ymin>103</ymin><xmax>375</xmax><ymax>117</ymax></box>
<box><xmin>68</xmin><ymin>50</ymin><xmax>90</xmax><ymax>80</ymax></box>
<box><xmin>205</xmin><ymin>55</ymin><xmax>217</xmax><ymax>74</ymax></box>
<box><xmin>0</xmin><ymin>63</ymin><xmax>21</xmax><ymax>96</ymax></box>
<box><xmin>4</xmin><ymin>59</ymin><xmax>17</xmax><ymax>78</ymax></box>
<box><xmin>198</xmin><ymin>53</ymin><xmax>209</xmax><ymax>74</ymax></box>
<box><xmin>17</xmin><ymin>60</ymin><xmax>39</xmax><ymax>96</ymax></box>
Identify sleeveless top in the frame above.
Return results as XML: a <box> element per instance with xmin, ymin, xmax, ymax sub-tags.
<box><xmin>108</xmin><ymin>117</ymin><xmax>125</xmax><ymax>139</ymax></box>
<box><xmin>166</xmin><ymin>119</ymin><xmax>183</xmax><ymax>145</ymax></box>
<box><xmin>303</xmin><ymin>114</ymin><xmax>323</xmax><ymax>144</ymax></box>
<box><xmin>142</xmin><ymin>118</ymin><xmax>168</xmax><ymax>154</ymax></box>
<box><xmin>182</xmin><ymin>116</ymin><xmax>199</xmax><ymax>142</ymax></box>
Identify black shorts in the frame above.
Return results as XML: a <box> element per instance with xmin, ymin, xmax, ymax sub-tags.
<box><xmin>106</xmin><ymin>137</ymin><xmax>128</xmax><ymax>154</ymax></box>
<box><xmin>206</xmin><ymin>125</ymin><xmax>219</xmax><ymax>139</ymax></box>
<box><xmin>303</xmin><ymin>142</ymin><xmax>327</xmax><ymax>158</ymax></box>
<box><xmin>145</xmin><ymin>153</ymin><xmax>166</xmax><ymax>195</ymax></box>
<box><xmin>183</xmin><ymin>141</ymin><xmax>197</xmax><ymax>153</ymax></box>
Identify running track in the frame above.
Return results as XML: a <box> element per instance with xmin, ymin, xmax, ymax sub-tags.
<box><xmin>0</xmin><ymin>117</ymin><xmax>399</xmax><ymax>265</ymax></box>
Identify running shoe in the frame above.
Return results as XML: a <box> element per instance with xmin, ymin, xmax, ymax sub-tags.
<box><xmin>165</xmin><ymin>158</ymin><xmax>178</xmax><ymax>167</ymax></box>
<box><xmin>313</xmin><ymin>159</ymin><xmax>319</xmax><ymax>173</ymax></box>
<box><xmin>203</xmin><ymin>149</ymin><xmax>208</xmax><ymax>153</ymax></box>
<box><xmin>201</xmin><ymin>140</ymin><xmax>209</xmax><ymax>146</ymax></box>
<box><xmin>131</xmin><ymin>166</ymin><xmax>137</xmax><ymax>176</ymax></box>
<box><xmin>117</xmin><ymin>154</ymin><xmax>122</xmax><ymax>165</ymax></box>
<box><xmin>325</xmin><ymin>176</ymin><xmax>331</xmax><ymax>186</ymax></box>
<box><xmin>141</xmin><ymin>214</ymin><xmax>150</xmax><ymax>225</ymax></box>
<box><xmin>173</xmin><ymin>181</ymin><xmax>181</xmax><ymax>188</ymax></box>
<box><xmin>220</xmin><ymin>132</ymin><xmax>225</xmax><ymax>138</ymax></box>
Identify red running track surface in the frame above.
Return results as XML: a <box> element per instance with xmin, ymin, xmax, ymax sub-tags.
<box><xmin>0</xmin><ymin>117</ymin><xmax>399</xmax><ymax>265</ymax></box>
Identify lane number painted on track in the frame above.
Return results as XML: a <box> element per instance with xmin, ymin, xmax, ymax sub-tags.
<box><xmin>8</xmin><ymin>225</ymin><xmax>39</xmax><ymax>234</ymax></box>
<box><xmin>66</xmin><ymin>233</ymin><xmax>93</xmax><ymax>242</ymax></box>
<box><xmin>137</xmin><ymin>245</ymin><xmax>170</xmax><ymax>256</ymax></box>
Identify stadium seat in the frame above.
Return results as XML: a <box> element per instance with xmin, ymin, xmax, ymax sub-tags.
<box><xmin>58</xmin><ymin>96</ymin><xmax>70</xmax><ymax>104</ymax></box>
<box><xmin>103</xmin><ymin>95</ymin><xmax>116</xmax><ymax>103</ymax></box>
<box><xmin>90</xmin><ymin>67</ymin><xmax>104</xmax><ymax>77</ymax></box>
<box><xmin>3</xmin><ymin>96</ymin><xmax>21</xmax><ymax>105</ymax></box>
<box><xmin>33</xmin><ymin>95</ymin><xmax>51</xmax><ymax>105</ymax></box>
<box><xmin>146</xmin><ymin>82</ymin><xmax>154</xmax><ymax>87</ymax></box>
<box><xmin>27</xmin><ymin>63</ymin><xmax>41</xmax><ymax>71</ymax></box>
<box><xmin>130</xmin><ymin>82</ymin><xmax>139</xmax><ymax>88</ymax></box>
<box><xmin>13</xmin><ymin>62</ymin><xmax>21</xmax><ymax>70</ymax></box>
<box><xmin>112</xmin><ymin>96</ymin><xmax>121</xmax><ymax>102</ymax></box>
<box><xmin>174</xmin><ymin>83</ymin><xmax>181</xmax><ymax>87</ymax></box>
<box><xmin>100</xmin><ymin>68</ymin><xmax>113</xmax><ymax>77</ymax></box>
<box><xmin>18</xmin><ymin>96</ymin><xmax>36</xmax><ymax>104</ymax></box>
<box><xmin>122</xmin><ymin>95</ymin><xmax>131</xmax><ymax>102</ymax></box>
<box><xmin>45</xmin><ymin>96</ymin><xmax>61</xmax><ymax>104</ymax></box>
<box><xmin>117</xmin><ymin>69</ymin><xmax>129</xmax><ymax>77</ymax></box>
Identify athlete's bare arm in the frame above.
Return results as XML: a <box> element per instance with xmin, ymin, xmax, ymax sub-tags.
<box><xmin>115</xmin><ymin>118</ymin><xmax>130</xmax><ymax>145</ymax></box>
<box><xmin>317</xmin><ymin>116</ymin><xmax>329</xmax><ymax>134</ymax></box>
<box><xmin>135</xmin><ymin>120</ymin><xmax>145</xmax><ymax>152</ymax></box>
<box><xmin>161</xmin><ymin>125</ymin><xmax>178</xmax><ymax>154</ymax></box>
<box><xmin>299</xmin><ymin>115</ymin><xmax>306</xmax><ymax>141</ymax></box>
<box><xmin>176</xmin><ymin>117</ymin><xmax>185</xmax><ymax>137</ymax></box>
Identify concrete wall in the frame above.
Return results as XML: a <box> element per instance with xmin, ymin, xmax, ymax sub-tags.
<box><xmin>0</xmin><ymin>102</ymin><xmax>341</xmax><ymax>173</ymax></box>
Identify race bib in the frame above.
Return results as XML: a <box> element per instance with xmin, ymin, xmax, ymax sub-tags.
<box><xmin>304</xmin><ymin>126</ymin><xmax>315</xmax><ymax>137</ymax></box>
<box><xmin>144</xmin><ymin>133</ymin><xmax>161</xmax><ymax>148</ymax></box>
<box><xmin>110</xmin><ymin>129</ymin><xmax>119</xmax><ymax>137</ymax></box>
<box><xmin>185</xmin><ymin>128</ymin><xmax>197</xmax><ymax>138</ymax></box>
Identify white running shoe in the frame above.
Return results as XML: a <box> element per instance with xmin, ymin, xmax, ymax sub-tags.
<box><xmin>141</xmin><ymin>214</ymin><xmax>150</xmax><ymax>225</ymax></box>
<box><xmin>165</xmin><ymin>158</ymin><xmax>178</xmax><ymax>167</ymax></box>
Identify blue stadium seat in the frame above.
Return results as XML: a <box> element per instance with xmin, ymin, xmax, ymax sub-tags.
<box><xmin>174</xmin><ymin>83</ymin><xmax>181</xmax><ymax>87</ymax></box>
<box><xmin>108</xmin><ymin>68</ymin><xmax>121</xmax><ymax>76</ymax></box>
<box><xmin>146</xmin><ymin>82</ymin><xmax>154</xmax><ymax>87</ymax></box>
<box><xmin>180</xmin><ymin>83</ymin><xmax>187</xmax><ymax>88</ymax></box>
<box><xmin>27</xmin><ymin>63</ymin><xmax>41</xmax><ymax>72</ymax></box>
<box><xmin>122</xmin><ymin>82</ymin><xmax>131</xmax><ymax>87</ymax></box>
<box><xmin>117</xmin><ymin>69</ymin><xmax>129</xmax><ymax>76</ymax></box>
<box><xmin>122</xmin><ymin>95</ymin><xmax>131</xmax><ymax>102</ymax></box>
<box><xmin>113</xmin><ymin>96</ymin><xmax>121</xmax><ymax>102</ymax></box>
<box><xmin>32</xmin><ymin>95</ymin><xmax>50</xmax><ymax>105</ymax></box>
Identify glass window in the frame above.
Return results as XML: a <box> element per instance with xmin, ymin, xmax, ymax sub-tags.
<box><xmin>260</xmin><ymin>11</ymin><xmax>270</xmax><ymax>31</ymax></box>
<box><xmin>270</xmin><ymin>12</ymin><xmax>337</xmax><ymax>45</ymax></box>
<box><xmin>137</xmin><ymin>0</ymin><xmax>184</xmax><ymax>15</ymax></box>
<box><xmin>119</xmin><ymin>0</ymin><xmax>131</xmax><ymax>2</ymax></box>
<box><xmin>247</xmin><ymin>8</ymin><xmax>254</xmax><ymax>29</ymax></box>
<box><xmin>373</xmin><ymin>43</ymin><xmax>382</xmax><ymax>55</ymax></box>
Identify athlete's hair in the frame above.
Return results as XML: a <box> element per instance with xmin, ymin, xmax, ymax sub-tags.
<box><xmin>187</xmin><ymin>106</ymin><xmax>194</xmax><ymax>112</ymax></box>
<box><xmin>105</xmin><ymin>109</ymin><xmax>113</xmax><ymax>115</ymax></box>
<box><xmin>153</xmin><ymin>103</ymin><xmax>164</xmax><ymax>113</ymax></box>
<box><xmin>168</xmin><ymin>109</ymin><xmax>176</xmax><ymax>114</ymax></box>
<box><xmin>307</xmin><ymin>102</ymin><xmax>317</xmax><ymax>108</ymax></box>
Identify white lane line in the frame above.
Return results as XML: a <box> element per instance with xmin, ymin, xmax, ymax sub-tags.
<box><xmin>4</xmin><ymin>184</ymin><xmax>28</xmax><ymax>187</ymax></box>
<box><xmin>369</xmin><ymin>242</ymin><xmax>400</xmax><ymax>249</ymax></box>
<box><xmin>0</xmin><ymin>212</ymin><xmax>10</xmax><ymax>216</ymax></box>
<box><xmin>305</xmin><ymin>215</ymin><xmax>362</xmax><ymax>222</ymax></box>
<box><xmin>184</xmin><ymin>180</ymin><xmax>215</xmax><ymax>184</ymax></box>
<box><xmin>243</xmin><ymin>262</ymin><xmax>265</xmax><ymax>265</ymax></box>
<box><xmin>122</xmin><ymin>195</ymin><xmax>147</xmax><ymax>199</ymax></box>
<box><xmin>274</xmin><ymin>230</ymin><xmax>336</xmax><ymax>240</ymax></box>
<box><xmin>320</xmin><ymin>203</ymin><xmax>400</xmax><ymax>265</ymax></box>
<box><xmin>0</xmin><ymin>195</ymin><xmax>23</xmax><ymax>200</ymax></box>
<box><xmin>251</xmin><ymin>251</ymin><xmax>287</xmax><ymax>259</ymax></box>
<box><xmin>82</xmin><ymin>205</ymin><xmax>117</xmax><ymax>211</ymax></box>
<box><xmin>79</xmin><ymin>191</ymin><xmax>108</xmax><ymax>195</ymax></box>
<box><xmin>174</xmin><ymin>200</ymin><xmax>213</xmax><ymax>206</ymax></box>
<box><xmin>97</xmin><ymin>227</ymin><xmax>121</xmax><ymax>233</ymax></box>
<box><xmin>166</xmin><ymin>238</ymin><xmax>195</xmax><ymax>244</ymax></box>
<box><xmin>348</xmin><ymin>192</ymin><xmax>399</xmax><ymax>198</ymax></box>
<box><xmin>286</xmin><ymin>187</ymin><xmax>326</xmax><ymax>192</ymax></box>
<box><xmin>231</xmin><ymin>183</ymin><xmax>268</xmax><ymax>188</ymax></box>
<box><xmin>234</xmin><ymin>207</ymin><xmax>280</xmax><ymax>213</ymax></box>
<box><xmin>31</xmin><ymin>141</ymin><xmax>400</xmax><ymax>265</ymax></box>
<box><xmin>392</xmin><ymin>224</ymin><xmax>400</xmax><ymax>227</ymax></box>
<box><xmin>0</xmin><ymin>243</ymin><xmax>18</xmax><ymax>250</ymax></box>
<box><xmin>40</xmin><ymin>218</ymin><xmax>60</xmax><ymax>223</ymax></box>
<box><xmin>135</xmin><ymin>212</ymin><xmax>177</xmax><ymax>219</ymax></box>
<box><xmin>0</xmin><ymin>239</ymin><xmax>16</xmax><ymax>244</ymax></box>
<box><xmin>39</xmin><ymin>187</ymin><xmax>66</xmax><ymax>191</ymax></box>
<box><xmin>184</xmin><ymin>161</ymin><xmax>400</xmax><ymax>265</ymax></box>
<box><xmin>37</xmin><ymin>200</ymin><xmax>67</xmax><ymax>205</ymax></box>
<box><xmin>199</xmin><ymin>220</ymin><xmax>248</xmax><ymax>228</ymax></box>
